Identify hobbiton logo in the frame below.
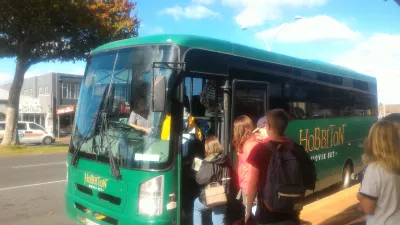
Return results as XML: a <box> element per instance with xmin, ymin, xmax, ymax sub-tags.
<box><xmin>299</xmin><ymin>124</ymin><xmax>346</xmax><ymax>152</ymax></box>
<box><xmin>84</xmin><ymin>173</ymin><xmax>108</xmax><ymax>191</ymax></box>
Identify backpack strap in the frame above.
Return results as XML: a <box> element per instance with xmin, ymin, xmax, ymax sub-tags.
<box><xmin>276</xmin><ymin>143</ymin><xmax>283</xmax><ymax>151</ymax></box>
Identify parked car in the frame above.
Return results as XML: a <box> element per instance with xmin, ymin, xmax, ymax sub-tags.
<box><xmin>0</xmin><ymin>121</ymin><xmax>55</xmax><ymax>145</ymax></box>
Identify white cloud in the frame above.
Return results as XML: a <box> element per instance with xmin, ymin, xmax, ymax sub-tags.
<box><xmin>149</xmin><ymin>26</ymin><xmax>165</xmax><ymax>35</ymax></box>
<box><xmin>221</xmin><ymin>0</ymin><xmax>326</xmax><ymax>27</ymax></box>
<box><xmin>160</xmin><ymin>5</ymin><xmax>220</xmax><ymax>20</ymax></box>
<box><xmin>193</xmin><ymin>0</ymin><xmax>215</xmax><ymax>4</ymax></box>
<box><xmin>68</xmin><ymin>67</ymin><xmax>85</xmax><ymax>76</ymax></box>
<box><xmin>256</xmin><ymin>15</ymin><xmax>361</xmax><ymax>43</ymax></box>
<box><xmin>333</xmin><ymin>33</ymin><xmax>400</xmax><ymax>104</ymax></box>
<box><xmin>25</xmin><ymin>69</ymin><xmax>52</xmax><ymax>78</ymax></box>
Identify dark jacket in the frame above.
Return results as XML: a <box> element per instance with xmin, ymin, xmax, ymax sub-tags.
<box><xmin>196</xmin><ymin>152</ymin><xmax>230</xmax><ymax>204</ymax></box>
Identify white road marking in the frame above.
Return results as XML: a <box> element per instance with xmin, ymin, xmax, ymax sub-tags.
<box><xmin>0</xmin><ymin>180</ymin><xmax>66</xmax><ymax>191</ymax></box>
<box><xmin>12</xmin><ymin>161</ymin><xmax>66</xmax><ymax>169</ymax></box>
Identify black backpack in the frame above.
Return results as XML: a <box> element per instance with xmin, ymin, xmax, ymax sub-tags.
<box><xmin>262</xmin><ymin>141</ymin><xmax>317</xmax><ymax>213</ymax></box>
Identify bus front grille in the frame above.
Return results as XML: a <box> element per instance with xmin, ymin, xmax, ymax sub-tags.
<box><xmin>97</xmin><ymin>191</ymin><xmax>122</xmax><ymax>205</ymax></box>
<box><xmin>74</xmin><ymin>202</ymin><xmax>119</xmax><ymax>225</ymax></box>
<box><xmin>76</xmin><ymin>184</ymin><xmax>93</xmax><ymax>196</ymax></box>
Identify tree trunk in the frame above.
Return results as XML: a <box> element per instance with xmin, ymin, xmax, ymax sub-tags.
<box><xmin>1</xmin><ymin>57</ymin><xmax>29</xmax><ymax>145</ymax></box>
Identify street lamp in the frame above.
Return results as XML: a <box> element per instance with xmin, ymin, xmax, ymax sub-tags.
<box><xmin>242</xmin><ymin>15</ymin><xmax>302</xmax><ymax>51</ymax></box>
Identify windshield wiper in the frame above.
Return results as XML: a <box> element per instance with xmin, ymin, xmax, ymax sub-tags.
<box><xmin>98</xmin><ymin>108</ymin><xmax>121</xmax><ymax>179</ymax></box>
<box><xmin>70</xmin><ymin>112</ymin><xmax>99</xmax><ymax>167</ymax></box>
<box><xmin>71</xmin><ymin>52</ymin><xmax>122</xmax><ymax>179</ymax></box>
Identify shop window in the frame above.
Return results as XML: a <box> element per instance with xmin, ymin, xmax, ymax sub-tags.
<box><xmin>62</xmin><ymin>84</ymin><xmax>68</xmax><ymax>98</ymax></box>
<box><xmin>62</xmin><ymin>83</ymin><xmax>80</xmax><ymax>99</ymax></box>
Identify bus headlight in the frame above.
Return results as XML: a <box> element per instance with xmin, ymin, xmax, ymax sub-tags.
<box><xmin>138</xmin><ymin>175</ymin><xmax>164</xmax><ymax>216</ymax></box>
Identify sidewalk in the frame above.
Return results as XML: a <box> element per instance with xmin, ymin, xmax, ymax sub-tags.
<box><xmin>55</xmin><ymin>136</ymin><xmax>70</xmax><ymax>143</ymax></box>
<box><xmin>300</xmin><ymin>184</ymin><xmax>365</xmax><ymax>225</ymax></box>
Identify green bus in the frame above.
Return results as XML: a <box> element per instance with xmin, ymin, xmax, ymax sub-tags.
<box><xmin>65</xmin><ymin>34</ymin><xmax>378</xmax><ymax>225</ymax></box>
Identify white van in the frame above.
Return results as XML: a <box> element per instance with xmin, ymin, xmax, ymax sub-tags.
<box><xmin>0</xmin><ymin>121</ymin><xmax>55</xmax><ymax>145</ymax></box>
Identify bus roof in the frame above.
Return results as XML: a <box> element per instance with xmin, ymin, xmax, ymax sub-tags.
<box><xmin>91</xmin><ymin>34</ymin><xmax>376</xmax><ymax>83</ymax></box>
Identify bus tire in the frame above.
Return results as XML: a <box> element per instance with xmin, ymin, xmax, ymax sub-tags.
<box><xmin>341</xmin><ymin>163</ymin><xmax>353</xmax><ymax>189</ymax></box>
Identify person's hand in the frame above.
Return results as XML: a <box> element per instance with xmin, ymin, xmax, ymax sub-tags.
<box><xmin>144</xmin><ymin>127</ymin><xmax>152</xmax><ymax>134</ymax></box>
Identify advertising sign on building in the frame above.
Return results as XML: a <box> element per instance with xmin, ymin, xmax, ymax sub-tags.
<box><xmin>19</xmin><ymin>104</ymin><xmax>43</xmax><ymax>114</ymax></box>
<box><xmin>57</xmin><ymin>106</ymin><xmax>75</xmax><ymax>115</ymax></box>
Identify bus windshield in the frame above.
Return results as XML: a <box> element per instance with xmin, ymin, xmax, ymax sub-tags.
<box><xmin>70</xmin><ymin>45</ymin><xmax>178</xmax><ymax>171</ymax></box>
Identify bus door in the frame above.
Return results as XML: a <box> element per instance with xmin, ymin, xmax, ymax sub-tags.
<box><xmin>230</xmin><ymin>79</ymin><xmax>269</xmax><ymax>163</ymax></box>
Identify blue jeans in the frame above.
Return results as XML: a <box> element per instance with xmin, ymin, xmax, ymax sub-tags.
<box><xmin>193</xmin><ymin>197</ymin><xmax>226</xmax><ymax>225</ymax></box>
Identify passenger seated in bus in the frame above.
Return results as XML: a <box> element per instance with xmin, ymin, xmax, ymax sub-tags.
<box><xmin>128</xmin><ymin>97</ymin><xmax>152</xmax><ymax>134</ymax></box>
<box><xmin>200</xmin><ymin>79</ymin><xmax>223</xmax><ymax>117</ymax></box>
<box><xmin>193</xmin><ymin>136</ymin><xmax>229</xmax><ymax>225</ymax></box>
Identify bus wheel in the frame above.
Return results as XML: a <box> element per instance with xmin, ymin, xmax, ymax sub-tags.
<box><xmin>342</xmin><ymin>163</ymin><xmax>353</xmax><ymax>189</ymax></box>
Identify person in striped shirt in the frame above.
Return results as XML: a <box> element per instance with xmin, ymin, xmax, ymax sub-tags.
<box><xmin>200</xmin><ymin>79</ymin><xmax>224</xmax><ymax>117</ymax></box>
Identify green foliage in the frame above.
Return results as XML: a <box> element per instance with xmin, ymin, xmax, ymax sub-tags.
<box><xmin>0</xmin><ymin>0</ymin><xmax>139</xmax><ymax>145</ymax></box>
<box><xmin>0</xmin><ymin>0</ymin><xmax>140</xmax><ymax>65</ymax></box>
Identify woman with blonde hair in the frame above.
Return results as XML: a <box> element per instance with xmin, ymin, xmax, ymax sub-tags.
<box><xmin>357</xmin><ymin>119</ymin><xmax>400</xmax><ymax>225</ymax></box>
<box><xmin>193</xmin><ymin>136</ymin><xmax>230</xmax><ymax>225</ymax></box>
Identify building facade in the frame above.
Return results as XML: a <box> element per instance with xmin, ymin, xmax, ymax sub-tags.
<box><xmin>378</xmin><ymin>103</ymin><xmax>400</xmax><ymax>118</ymax></box>
<box><xmin>0</xmin><ymin>73</ymin><xmax>83</xmax><ymax>137</ymax></box>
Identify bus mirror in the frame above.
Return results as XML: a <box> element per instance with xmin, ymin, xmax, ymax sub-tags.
<box><xmin>152</xmin><ymin>76</ymin><xmax>166</xmax><ymax>112</ymax></box>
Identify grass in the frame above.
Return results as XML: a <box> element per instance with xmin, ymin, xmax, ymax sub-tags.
<box><xmin>0</xmin><ymin>144</ymin><xmax>68</xmax><ymax>157</ymax></box>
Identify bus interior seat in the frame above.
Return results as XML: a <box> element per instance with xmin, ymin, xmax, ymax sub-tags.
<box><xmin>312</xmin><ymin>109</ymin><xmax>333</xmax><ymax>118</ymax></box>
<box><xmin>292</xmin><ymin>107</ymin><xmax>306</xmax><ymax>119</ymax></box>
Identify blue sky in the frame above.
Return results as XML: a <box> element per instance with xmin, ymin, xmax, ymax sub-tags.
<box><xmin>1</xmin><ymin>0</ymin><xmax>399</xmax><ymax>103</ymax></box>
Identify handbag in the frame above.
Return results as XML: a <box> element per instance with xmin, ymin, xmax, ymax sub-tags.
<box><xmin>204</xmin><ymin>162</ymin><xmax>228</xmax><ymax>207</ymax></box>
<box><xmin>204</xmin><ymin>182</ymin><xmax>227</xmax><ymax>207</ymax></box>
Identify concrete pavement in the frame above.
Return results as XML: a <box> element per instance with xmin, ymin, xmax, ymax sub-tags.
<box><xmin>300</xmin><ymin>184</ymin><xmax>365</xmax><ymax>225</ymax></box>
<box><xmin>0</xmin><ymin>153</ymin><xmax>75</xmax><ymax>225</ymax></box>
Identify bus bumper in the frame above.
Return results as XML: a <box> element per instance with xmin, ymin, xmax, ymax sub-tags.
<box><xmin>66</xmin><ymin>192</ymin><xmax>175</xmax><ymax>225</ymax></box>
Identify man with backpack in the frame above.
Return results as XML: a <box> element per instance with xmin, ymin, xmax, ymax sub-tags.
<box><xmin>245</xmin><ymin>109</ymin><xmax>317</xmax><ymax>225</ymax></box>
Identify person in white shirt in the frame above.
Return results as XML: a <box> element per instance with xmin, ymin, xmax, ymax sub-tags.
<box><xmin>357</xmin><ymin>119</ymin><xmax>400</xmax><ymax>225</ymax></box>
<box><xmin>128</xmin><ymin>97</ymin><xmax>152</xmax><ymax>134</ymax></box>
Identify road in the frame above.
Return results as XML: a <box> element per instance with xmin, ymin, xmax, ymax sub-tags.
<box><xmin>0</xmin><ymin>153</ymin><xmax>75</xmax><ymax>225</ymax></box>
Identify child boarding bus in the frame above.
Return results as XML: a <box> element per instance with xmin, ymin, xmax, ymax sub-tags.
<box><xmin>65</xmin><ymin>34</ymin><xmax>378</xmax><ymax>225</ymax></box>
